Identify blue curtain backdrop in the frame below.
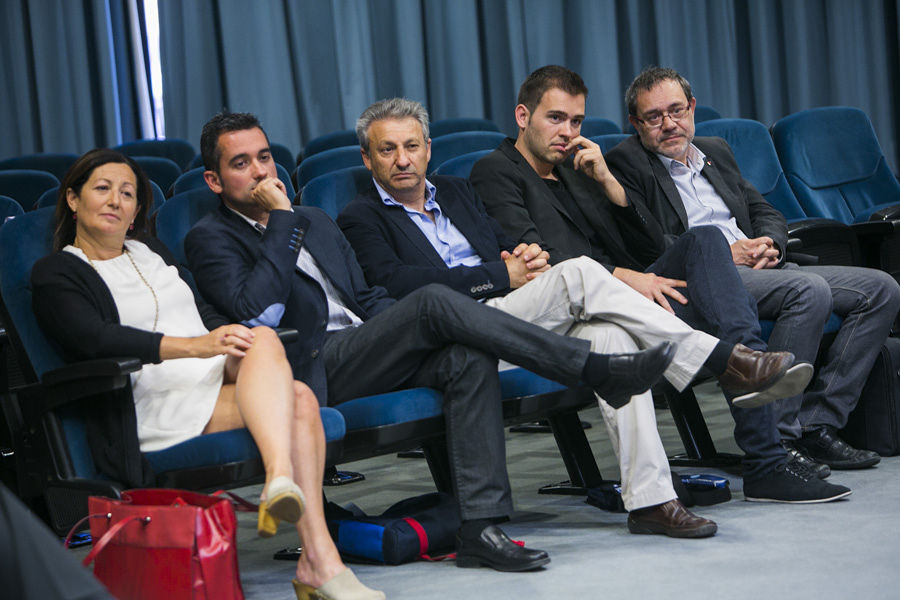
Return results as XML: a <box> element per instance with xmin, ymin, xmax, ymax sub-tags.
<box><xmin>2</xmin><ymin>0</ymin><xmax>899</xmax><ymax>172</ymax></box>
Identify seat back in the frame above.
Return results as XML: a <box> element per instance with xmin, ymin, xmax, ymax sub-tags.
<box><xmin>580</xmin><ymin>118</ymin><xmax>620</xmax><ymax>138</ymax></box>
<box><xmin>131</xmin><ymin>156</ymin><xmax>182</xmax><ymax>194</ymax></box>
<box><xmin>589</xmin><ymin>133</ymin><xmax>630</xmax><ymax>155</ymax></box>
<box><xmin>0</xmin><ymin>196</ymin><xmax>24</xmax><ymax>223</ymax></box>
<box><xmin>297</xmin><ymin>146</ymin><xmax>364</xmax><ymax>189</ymax></box>
<box><xmin>154</xmin><ymin>188</ymin><xmax>221</xmax><ymax>266</ymax></box>
<box><xmin>695</xmin><ymin>118</ymin><xmax>807</xmax><ymax>222</ymax></box>
<box><xmin>300</xmin><ymin>166</ymin><xmax>372</xmax><ymax>220</ymax></box>
<box><xmin>0</xmin><ymin>170</ymin><xmax>59</xmax><ymax>211</ymax></box>
<box><xmin>429</xmin><ymin>118</ymin><xmax>501</xmax><ymax>138</ymax></box>
<box><xmin>432</xmin><ymin>150</ymin><xmax>492</xmax><ymax>179</ymax></box>
<box><xmin>694</xmin><ymin>105</ymin><xmax>722</xmax><ymax>123</ymax></box>
<box><xmin>114</xmin><ymin>138</ymin><xmax>197</xmax><ymax>171</ymax></box>
<box><xmin>772</xmin><ymin>107</ymin><xmax>900</xmax><ymax>223</ymax></box>
<box><xmin>0</xmin><ymin>153</ymin><xmax>79</xmax><ymax>181</ymax></box>
<box><xmin>302</xmin><ymin>129</ymin><xmax>359</xmax><ymax>161</ymax></box>
<box><xmin>428</xmin><ymin>131</ymin><xmax>505</xmax><ymax>173</ymax></box>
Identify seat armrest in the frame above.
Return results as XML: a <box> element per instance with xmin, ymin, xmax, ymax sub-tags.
<box><xmin>850</xmin><ymin>220</ymin><xmax>898</xmax><ymax>238</ymax></box>
<box><xmin>16</xmin><ymin>357</ymin><xmax>141</xmax><ymax>423</ymax></box>
<box><xmin>786</xmin><ymin>237</ymin><xmax>803</xmax><ymax>252</ymax></box>
<box><xmin>275</xmin><ymin>328</ymin><xmax>299</xmax><ymax>344</ymax></box>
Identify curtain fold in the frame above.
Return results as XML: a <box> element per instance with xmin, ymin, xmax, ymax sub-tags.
<box><xmin>2</xmin><ymin>0</ymin><xmax>897</xmax><ymax>171</ymax></box>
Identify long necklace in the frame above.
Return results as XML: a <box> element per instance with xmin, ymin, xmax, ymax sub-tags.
<box><xmin>78</xmin><ymin>242</ymin><xmax>160</xmax><ymax>333</ymax></box>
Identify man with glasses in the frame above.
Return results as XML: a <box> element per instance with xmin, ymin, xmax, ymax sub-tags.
<box><xmin>471</xmin><ymin>64</ymin><xmax>854</xmax><ymax>503</ymax></box>
<box><xmin>605</xmin><ymin>66</ymin><xmax>900</xmax><ymax>478</ymax></box>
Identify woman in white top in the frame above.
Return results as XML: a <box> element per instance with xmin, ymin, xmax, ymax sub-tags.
<box><xmin>32</xmin><ymin>149</ymin><xmax>383</xmax><ymax>600</ymax></box>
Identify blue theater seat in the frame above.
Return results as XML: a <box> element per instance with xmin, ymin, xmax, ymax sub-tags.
<box><xmin>428</xmin><ymin>131</ymin><xmax>505</xmax><ymax>173</ymax></box>
<box><xmin>589</xmin><ymin>133</ymin><xmax>630</xmax><ymax>155</ymax></box>
<box><xmin>0</xmin><ymin>153</ymin><xmax>79</xmax><ymax>181</ymax></box>
<box><xmin>296</xmin><ymin>146</ymin><xmax>364</xmax><ymax>189</ymax></box>
<box><xmin>301</xmin><ymin>129</ymin><xmax>359</xmax><ymax>161</ymax></box>
<box><xmin>429</xmin><ymin>118</ymin><xmax>501</xmax><ymax>138</ymax></box>
<box><xmin>432</xmin><ymin>150</ymin><xmax>492</xmax><ymax>179</ymax></box>
<box><xmin>114</xmin><ymin>138</ymin><xmax>197</xmax><ymax>171</ymax></box>
<box><xmin>580</xmin><ymin>117</ymin><xmax>620</xmax><ymax>138</ymax></box>
<box><xmin>0</xmin><ymin>169</ymin><xmax>59</xmax><ymax>211</ymax></box>
<box><xmin>132</xmin><ymin>156</ymin><xmax>182</xmax><ymax>194</ymax></box>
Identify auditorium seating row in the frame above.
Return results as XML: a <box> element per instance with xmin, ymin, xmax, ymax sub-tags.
<box><xmin>1</xmin><ymin>105</ymin><xmax>898</xmax><ymax>534</ymax></box>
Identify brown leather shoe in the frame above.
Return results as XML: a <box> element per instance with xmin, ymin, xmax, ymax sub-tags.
<box><xmin>718</xmin><ymin>344</ymin><xmax>793</xmax><ymax>396</ymax></box>
<box><xmin>627</xmin><ymin>499</ymin><xmax>717</xmax><ymax>538</ymax></box>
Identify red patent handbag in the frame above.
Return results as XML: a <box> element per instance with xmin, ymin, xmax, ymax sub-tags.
<box><xmin>67</xmin><ymin>489</ymin><xmax>244</xmax><ymax>600</ymax></box>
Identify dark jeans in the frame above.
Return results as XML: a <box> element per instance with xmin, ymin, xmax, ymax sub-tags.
<box><xmin>322</xmin><ymin>284</ymin><xmax>591</xmax><ymax>519</ymax></box>
<box><xmin>647</xmin><ymin>226</ymin><xmax>784</xmax><ymax>481</ymax></box>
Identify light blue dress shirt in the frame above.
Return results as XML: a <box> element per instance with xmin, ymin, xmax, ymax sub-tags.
<box><xmin>657</xmin><ymin>144</ymin><xmax>748</xmax><ymax>245</ymax></box>
<box><xmin>373</xmin><ymin>178</ymin><xmax>483</xmax><ymax>268</ymax></box>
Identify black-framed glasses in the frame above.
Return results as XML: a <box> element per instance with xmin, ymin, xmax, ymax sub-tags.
<box><xmin>634</xmin><ymin>105</ymin><xmax>691</xmax><ymax>128</ymax></box>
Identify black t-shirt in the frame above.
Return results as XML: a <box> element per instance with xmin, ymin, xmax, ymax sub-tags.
<box><xmin>542</xmin><ymin>175</ymin><xmax>616</xmax><ymax>266</ymax></box>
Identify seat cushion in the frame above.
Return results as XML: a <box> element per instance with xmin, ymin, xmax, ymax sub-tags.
<box><xmin>759</xmin><ymin>312</ymin><xmax>842</xmax><ymax>343</ymax></box>
<box><xmin>499</xmin><ymin>368</ymin><xmax>566</xmax><ymax>397</ymax></box>
<box><xmin>336</xmin><ymin>388</ymin><xmax>444</xmax><ymax>431</ymax></box>
<box><xmin>144</xmin><ymin>407</ymin><xmax>345</xmax><ymax>473</ymax></box>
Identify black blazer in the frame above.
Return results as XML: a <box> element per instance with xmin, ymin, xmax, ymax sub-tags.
<box><xmin>337</xmin><ymin>176</ymin><xmax>519</xmax><ymax>300</ymax></box>
<box><xmin>184</xmin><ymin>204</ymin><xmax>395</xmax><ymax>403</ymax></box>
<box><xmin>605</xmin><ymin>135</ymin><xmax>789</xmax><ymax>260</ymax></box>
<box><xmin>469</xmin><ymin>138</ymin><xmax>665</xmax><ymax>271</ymax></box>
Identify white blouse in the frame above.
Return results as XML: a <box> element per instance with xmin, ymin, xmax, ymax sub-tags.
<box><xmin>64</xmin><ymin>240</ymin><xmax>226</xmax><ymax>452</ymax></box>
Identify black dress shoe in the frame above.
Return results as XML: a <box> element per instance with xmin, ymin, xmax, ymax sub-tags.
<box><xmin>783</xmin><ymin>440</ymin><xmax>830</xmax><ymax>479</ymax></box>
<box><xmin>796</xmin><ymin>426</ymin><xmax>881</xmax><ymax>470</ymax></box>
<box><xmin>594</xmin><ymin>342</ymin><xmax>676</xmax><ymax>409</ymax></box>
<box><xmin>455</xmin><ymin>525</ymin><xmax>550</xmax><ymax>572</ymax></box>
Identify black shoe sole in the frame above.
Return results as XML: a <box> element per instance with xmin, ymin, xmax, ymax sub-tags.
<box><xmin>456</xmin><ymin>554</ymin><xmax>551</xmax><ymax>572</ymax></box>
<box><xmin>821</xmin><ymin>456</ymin><xmax>881</xmax><ymax>470</ymax></box>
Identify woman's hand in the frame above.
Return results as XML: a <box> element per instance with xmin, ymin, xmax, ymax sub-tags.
<box><xmin>160</xmin><ymin>325</ymin><xmax>256</xmax><ymax>360</ymax></box>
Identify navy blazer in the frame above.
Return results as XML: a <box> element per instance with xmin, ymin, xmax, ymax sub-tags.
<box><xmin>184</xmin><ymin>203</ymin><xmax>395</xmax><ymax>403</ymax></box>
<box><xmin>337</xmin><ymin>176</ymin><xmax>520</xmax><ymax>300</ymax></box>
<box><xmin>469</xmin><ymin>138</ymin><xmax>665</xmax><ymax>271</ymax></box>
<box><xmin>605</xmin><ymin>135</ymin><xmax>789</xmax><ymax>261</ymax></box>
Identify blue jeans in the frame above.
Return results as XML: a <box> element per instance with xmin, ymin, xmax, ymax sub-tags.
<box><xmin>738</xmin><ymin>263</ymin><xmax>900</xmax><ymax>439</ymax></box>
<box><xmin>647</xmin><ymin>226</ymin><xmax>784</xmax><ymax>482</ymax></box>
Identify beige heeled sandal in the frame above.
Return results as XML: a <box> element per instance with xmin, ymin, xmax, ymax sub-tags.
<box><xmin>292</xmin><ymin>569</ymin><xmax>386</xmax><ymax>600</ymax></box>
<box><xmin>257</xmin><ymin>476</ymin><xmax>304</xmax><ymax>537</ymax></box>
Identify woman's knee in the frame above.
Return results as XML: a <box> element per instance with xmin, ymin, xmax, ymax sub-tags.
<box><xmin>292</xmin><ymin>381</ymin><xmax>320</xmax><ymax>420</ymax></box>
<box><xmin>248</xmin><ymin>326</ymin><xmax>288</xmax><ymax>359</ymax></box>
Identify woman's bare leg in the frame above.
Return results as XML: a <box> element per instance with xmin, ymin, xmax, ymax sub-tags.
<box><xmin>287</xmin><ymin>380</ymin><xmax>346</xmax><ymax>587</ymax></box>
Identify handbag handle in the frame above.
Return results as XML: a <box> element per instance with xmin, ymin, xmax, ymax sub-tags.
<box><xmin>79</xmin><ymin>514</ymin><xmax>151</xmax><ymax>567</ymax></box>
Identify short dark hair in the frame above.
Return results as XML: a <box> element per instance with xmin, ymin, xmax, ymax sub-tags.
<box><xmin>625</xmin><ymin>66</ymin><xmax>693</xmax><ymax>116</ymax></box>
<box><xmin>53</xmin><ymin>149</ymin><xmax>152</xmax><ymax>251</ymax></box>
<box><xmin>517</xmin><ymin>65</ymin><xmax>588</xmax><ymax>113</ymax></box>
<box><xmin>200</xmin><ymin>112</ymin><xmax>270</xmax><ymax>172</ymax></box>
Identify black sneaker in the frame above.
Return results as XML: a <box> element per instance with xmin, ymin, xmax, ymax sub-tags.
<box><xmin>797</xmin><ymin>426</ymin><xmax>881</xmax><ymax>470</ymax></box>
<box><xmin>783</xmin><ymin>440</ymin><xmax>831</xmax><ymax>479</ymax></box>
<box><xmin>744</xmin><ymin>462</ymin><xmax>852</xmax><ymax>503</ymax></box>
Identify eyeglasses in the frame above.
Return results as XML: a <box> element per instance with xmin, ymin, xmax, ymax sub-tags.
<box><xmin>634</xmin><ymin>105</ymin><xmax>691</xmax><ymax>128</ymax></box>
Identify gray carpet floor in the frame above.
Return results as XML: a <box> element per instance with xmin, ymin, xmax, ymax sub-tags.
<box><xmin>170</xmin><ymin>382</ymin><xmax>900</xmax><ymax>599</ymax></box>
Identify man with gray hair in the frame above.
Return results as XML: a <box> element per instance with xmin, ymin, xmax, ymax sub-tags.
<box><xmin>339</xmin><ymin>97</ymin><xmax>813</xmax><ymax>539</ymax></box>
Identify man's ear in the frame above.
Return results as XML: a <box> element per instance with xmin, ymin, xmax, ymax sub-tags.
<box><xmin>514</xmin><ymin>104</ymin><xmax>530</xmax><ymax>130</ymax></box>
<box><xmin>425</xmin><ymin>138</ymin><xmax>432</xmax><ymax>165</ymax></box>
<box><xmin>627</xmin><ymin>115</ymin><xmax>640</xmax><ymax>130</ymax></box>
<box><xmin>203</xmin><ymin>170</ymin><xmax>223</xmax><ymax>194</ymax></box>
<box><xmin>360</xmin><ymin>147</ymin><xmax>372</xmax><ymax>172</ymax></box>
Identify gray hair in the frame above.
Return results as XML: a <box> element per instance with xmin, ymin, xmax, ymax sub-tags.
<box><xmin>625</xmin><ymin>66</ymin><xmax>693</xmax><ymax>116</ymax></box>
<box><xmin>356</xmin><ymin>98</ymin><xmax>430</xmax><ymax>151</ymax></box>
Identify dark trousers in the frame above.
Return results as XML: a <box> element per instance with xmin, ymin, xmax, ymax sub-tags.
<box><xmin>646</xmin><ymin>226</ymin><xmax>784</xmax><ymax>481</ymax></box>
<box><xmin>0</xmin><ymin>483</ymin><xmax>113</xmax><ymax>600</ymax></box>
<box><xmin>322</xmin><ymin>284</ymin><xmax>591</xmax><ymax>520</ymax></box>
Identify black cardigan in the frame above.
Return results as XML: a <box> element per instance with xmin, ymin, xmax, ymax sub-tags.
<box><xmin>31</xmin><ymin>238</ymin><xmax>228</xmax><ymax>486</ymax></box>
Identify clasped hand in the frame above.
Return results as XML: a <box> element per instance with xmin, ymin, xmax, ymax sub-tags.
<box><xmin>503</xmin><ymin>242</ymin><xmax>550</xmax><ymax>288</ymax></box>
<box><xmin>731</xmin><ymin>236</ymin><xmax>779</xmax><ymax>269</ymax></box>
<box><xmin>196</xmin><ymin>325</ymin><xmax>256</xmax><ymax>358</ymax></box>
<box><xmin>250</xmin><ymin>176</ymin><xmax>292</xmax><ymax>212</ymax></box>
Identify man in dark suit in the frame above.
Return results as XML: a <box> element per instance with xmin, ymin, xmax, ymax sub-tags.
<box><xmin>605</xmin><ymin>66</ymin><xmax>900</xmax><ymax>475</ymax></box>
<box><xmin>338</xmin><ymin>98</ymin><xmax>818</xmax><ymax>537</ymax></box>
<box><xmin>470</xmin><ymin>65</ymin><xmax>853</xmax><ymax>503</ymax></box>
<box><xmin>184</xmin><ymin>111</ymin><xmax>682</xmax><ymax>573</ymax></box>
